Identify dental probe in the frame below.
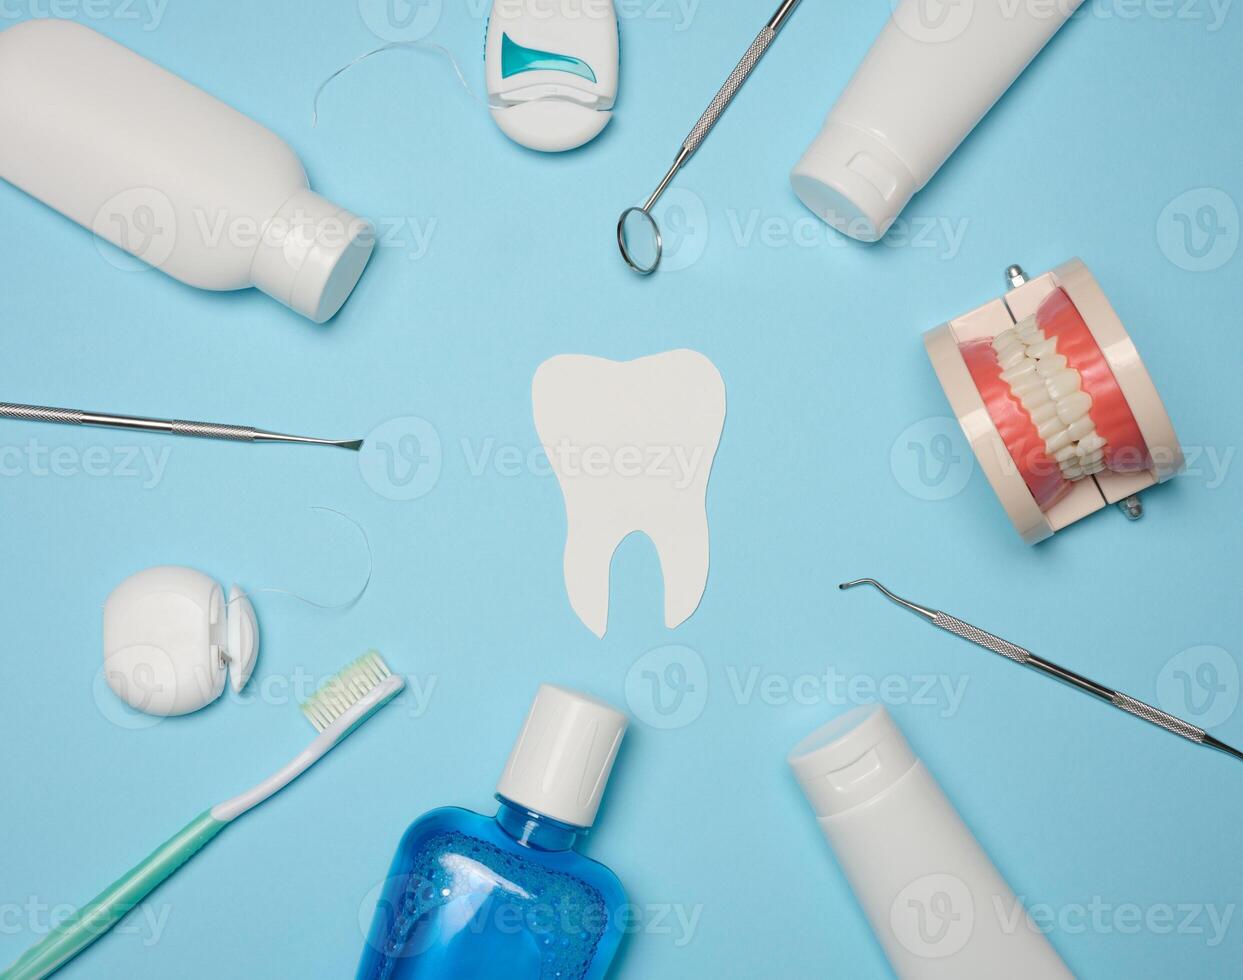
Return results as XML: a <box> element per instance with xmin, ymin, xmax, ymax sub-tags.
<box><xmin>840</xmin><ymin>578</ymin><xmax>1243</xmax><ymax>766</ymax></box>
<box><xmin>0</xmin><ymin>401</ymin><xmax>363</xmax><ymax>451</ymax></box>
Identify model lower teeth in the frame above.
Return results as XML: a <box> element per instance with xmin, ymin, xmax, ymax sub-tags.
<box><xmin>992</xmin><ymin>318</ymin><xmax>1107</xmax><ymax>481</ymax></box>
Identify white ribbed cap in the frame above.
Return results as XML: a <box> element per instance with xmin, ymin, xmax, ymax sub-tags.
<box><xmin>790</xmin><ymin>121</ymin><xmax>919</xmax><ymax>244</ymax></box>
<box><xmin>251</xmin><ymin>189</ymin><xmax>375</xmax><ymax>323</ymax></box>
<box><xmin>788</xmin><ymin>705</ymin><xmax>918</xmax><ymax>819</ymax></box>
<box><xmin>497</xmin><ymin>684</ymin><xmax>628</xmax><ymax>828</ymax></box>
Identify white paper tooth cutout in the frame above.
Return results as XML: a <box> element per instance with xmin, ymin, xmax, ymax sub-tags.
<box><xmin>532</xmin><ymin>350</ymin><xmax>727</xmax><ymax>638</ymax></box>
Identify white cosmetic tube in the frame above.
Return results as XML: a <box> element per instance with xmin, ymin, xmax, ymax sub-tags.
<box><xmin>789</xmin><ymin>705</ymin><xmax>1073</xmax><ymax>979</ymax></box>
<box><xmin>791</xmin><ymin>0</ymin><xmax>1083</xmax><ymax>241</ymax></box>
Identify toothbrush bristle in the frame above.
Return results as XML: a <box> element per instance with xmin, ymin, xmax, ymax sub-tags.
<box><xmin>301</xmin><ymin>651</ymin><xmax>394</xmax><ymax>733</ymax></box>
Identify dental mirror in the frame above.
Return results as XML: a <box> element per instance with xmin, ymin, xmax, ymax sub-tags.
<box><xmin>616</xmin><ymin>0</ymin><xmax>804</xmax><ymax>276</ymax></box>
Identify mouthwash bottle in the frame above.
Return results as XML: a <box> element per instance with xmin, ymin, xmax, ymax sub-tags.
<box><xmin>357</xmin><ymin>685</ymin><xmax>630</xmax><ymax>979</ymax></box>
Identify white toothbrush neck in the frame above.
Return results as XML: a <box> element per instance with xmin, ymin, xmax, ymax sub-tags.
<box><xmin>210</xmin><ymin>675</ymin><xmax>404</xmax><ymax>823</ymax></box>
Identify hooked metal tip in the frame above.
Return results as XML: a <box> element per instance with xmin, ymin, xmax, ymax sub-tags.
<box><xmin>839</xmin><ymin>578</ymin><xmax>937</xmax><ymax>621</ymax></box>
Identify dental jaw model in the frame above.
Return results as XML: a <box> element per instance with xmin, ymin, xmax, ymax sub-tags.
<box><xmin>925</xmin><ymin>259</ymin><xmax>1182</xmax><ymax>543</ymax></box>
<box><xmin>532</xmin><ymin>350</ymin><xmax>726</xmax><ymax>636</ymax></box>
<box><xmin>486</xmin><ymin>0</ymin><xmax>619</xmax><ymax>152</ymax></box>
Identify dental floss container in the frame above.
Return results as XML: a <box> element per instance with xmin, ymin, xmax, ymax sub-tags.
<box><xmin>0</xmin><ymin>19</ymin><xmax>374</xmax><ymax>323</ymax></box>
<box><xmin>789</xmin><ymin>705</ymin><xmax>1073</xmax><ymax>980</ymax></box>
<box><xmin>486</xmin><ymin>0</ymin><xmax>619</xmax><ymax>152</ymax></box>
<box><xmin>103</xmin><ymin>566</ymin><xmax>258</xmax><ymax>717</ymax></box>
<box><xmin>790</xmin><ymin>0</ymin><xmax>1083</xmax><ymax>241</ymax></box>
<box><xmin>924</xmin><ymin>259</ymin><xmax>1182</xmax><ymax>544</ymax></box>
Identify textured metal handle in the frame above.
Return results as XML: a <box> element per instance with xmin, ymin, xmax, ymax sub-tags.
<box><xmin>0</xmin><ymin>402</ymin><xmax>84</xmax><ymax>425</ymax></box>
<box><xmin>1112</xmin><ymin>692</ymin><xmax>1207</xmax><ymax>743</ymax></box>
<box><xmin>934</xmin><ymin>613</ymin><xmax>1033</xmax><ymax>665</ymax></box>
<box><xmin>170</xmin><ymin>420</ymin><xmax>256</xmax><ymax>442</ymax></box>
<box><xmin>683</xmin><ymin>27</ymin><xmax>775</xmax><ymax>154</ymax></box>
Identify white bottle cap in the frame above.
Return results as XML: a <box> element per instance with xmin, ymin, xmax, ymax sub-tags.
<box><xmin>790</xmin><ymin>121</ymin><xmax>919</xmax><ymax>244</ymax></box>
<box><xmin>788</xmin><ymin>704</ymin><xmax>918</xmax><ymax>819</ymax></box>
<box><xmin>496</xmin><ymin>684</ymin><xmax>629</xmax><ymax>828</ymax></box>
<box><xmin>250</xmin><ymin>188</ymin><xmax>375</xmax><ymax>323</ymax></box>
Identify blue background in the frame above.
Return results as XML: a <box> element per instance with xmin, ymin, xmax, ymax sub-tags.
<box><xmin>1</xmin><ymin>1</ymin><xmax>1241</xmax><ymax>977</ymax></box>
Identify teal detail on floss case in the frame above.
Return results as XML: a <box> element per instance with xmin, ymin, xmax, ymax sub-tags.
<box><xmin>501</xmin><ymin>32</ymin><xmax>597</xmax><ymax>83</ymax></box>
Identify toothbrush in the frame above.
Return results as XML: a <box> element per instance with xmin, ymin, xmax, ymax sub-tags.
<box><xmin>841</xmin><ymin>579</ymin><xmax>1243</xmax><ymax>766</ymax></box>
<box><xmin>0</xmin><ymin>401</ymin><xmax>364</xmax><ymax>451</ymax></box>
<box><xmin>0</xmin><ymin>653</ymin><xmax>404</xmax><ymax>980</ymax></box>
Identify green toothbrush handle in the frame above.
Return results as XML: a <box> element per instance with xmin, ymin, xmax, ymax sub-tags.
<box><xmin>1</xmin><ymin>811</ymin><xmax>227</xmax><ymax>980</ymax></box>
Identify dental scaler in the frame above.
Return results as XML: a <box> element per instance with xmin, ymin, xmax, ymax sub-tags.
<box><xmin>842</xmin><ymin>579</ymin><xmax>1243</xmax><ymax>767</ymax></box>
<box><xmin>924</xmin><ymin>258</ymin><xmax>1182</xmax><ymax>543</ymax></box>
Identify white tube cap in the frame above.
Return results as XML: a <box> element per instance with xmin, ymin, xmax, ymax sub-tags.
<box><xmin>497</xmin><ymin>684</ymin><xmax>629</xmax><ymax>828</ymax></box>
<box><xmin>788</xmin><ymin>704</ymin><xmax>918</xmax><ymax>819</ymax></box>
<box><xmin>251</xmin><ymin>188</ymin><xmax>375</xmax><ymax>323</ymax></box>
<box><xmin>790</xmin><ymin>122</ymin><xmax>918</xmax><ymax>244</ymax></box>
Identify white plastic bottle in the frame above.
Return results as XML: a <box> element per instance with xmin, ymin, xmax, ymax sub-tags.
<box><xmin>791</xmin><ymin>0</ymin><xmax>1083</xmax><ymax>242</ymax></box>
<box><xmin>789</xmin><ymin>705</ymin><xmax>1073</xmax><ymax>979</ymax></box>
<box><xmin>0</xmin><ymin>19</ymin><xmax>374</xmax><ymax>323</ymax></box>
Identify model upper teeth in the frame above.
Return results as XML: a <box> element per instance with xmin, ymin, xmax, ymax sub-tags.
<box><xmin>992</xmin><ymin>317</ymin><xmax>1108</xmax><ymax>481</ymax></box>
<box><xmin>532</xmin><ymin>350</ymin><xmax>727</xmax><ymax>638</ymax></box>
